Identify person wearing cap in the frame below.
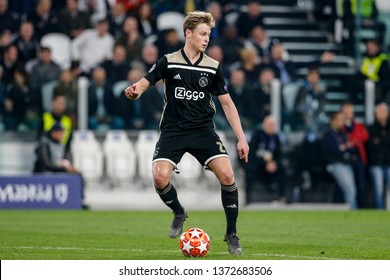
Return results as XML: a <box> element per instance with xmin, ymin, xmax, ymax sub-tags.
<box><xmin>33</xmin><ymin>121</ymin><xmax>89</xmax><ymax>209</ymax></box>
<box><xmin>33</xmin><ymin>122</ymin><xmax>77</xmax><ymax>173</ymax></box>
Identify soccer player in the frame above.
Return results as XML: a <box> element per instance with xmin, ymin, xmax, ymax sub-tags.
<box><xmin>124</xmin><ymin>11</ymin><xmax>249</xmax><ymax>255</ymax></box>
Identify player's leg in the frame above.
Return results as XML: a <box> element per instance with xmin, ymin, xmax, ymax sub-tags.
<box><xmin>208</xmin><ymin>157</ymin><xmax>242</xmax><ymax>255</ymax></box>
<box><xmin>153</xmin><ymin>160</ymin><xmax>187</xmax><ymax>238</ymax></box>
<box><xmin>153</xmin><ymin>160</ymin><xmax>184</xmax><ymax>213</ymax></box>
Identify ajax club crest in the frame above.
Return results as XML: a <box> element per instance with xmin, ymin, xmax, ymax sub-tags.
<box><xmin>199</xmin><ymin>76</ymin><xmax>208</xmax><ymax>87</ymax></box>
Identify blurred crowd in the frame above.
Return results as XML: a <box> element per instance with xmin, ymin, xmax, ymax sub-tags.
<box><xmin>1</xmin><ymin>0</ymin><xmax>389</xmax><ymax>133</ymax></box>
<box><xmin>1</xmin><ymin>0</ymin><xmax>390</xmax><ymax>208</ymax></box>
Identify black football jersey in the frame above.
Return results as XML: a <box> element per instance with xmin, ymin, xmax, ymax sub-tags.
<box><xmin>145</xmin><ymin>49</ymin><xmax>228</xmax><ymax>132</ymax></box>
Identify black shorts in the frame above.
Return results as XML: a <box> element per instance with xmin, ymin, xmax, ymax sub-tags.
<box><xmin>152</xmin><ymin>128</ymin><xmax>229</xmax><ymax>169</ymax></box>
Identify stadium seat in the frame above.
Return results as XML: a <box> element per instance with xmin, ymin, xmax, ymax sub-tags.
<box><xmin>156</xmin><ymin>11</ymin><xmax>185</xmax><ymax>41</ymax></box>
<box><xmin>135</xmin><ymin>130</ymin><xmax>159</xmax><ymax>188</ymax></box>
<box><xmin>0</xmin><ymin>142</ymin><xmax>36</xmax><ymax>175</ymax></box>
<box><xmin>103</xmin><ymin>130</ymin><xmax>136</xmax><ymax>187</ymax></box>
<box><xmin>40</xmin><ymin>33</ymin><xmax>72</xmax><ymax>70</ymax></box>
<box><xmin>71</xmin><ymin>130</ymin><xmax>104</xmax><ymax>184</ymax></box>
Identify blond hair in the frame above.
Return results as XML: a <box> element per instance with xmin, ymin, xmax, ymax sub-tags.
<box><xmin>183</xmin><ymin>11</ymin><xmax>215</xmax><ymax>37</ymax></box>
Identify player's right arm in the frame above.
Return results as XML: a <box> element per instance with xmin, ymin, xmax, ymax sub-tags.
<box><xmin>124</xmin><ymin>78</ymin><xmax>151</xmax><ymax>100</ymax></box>
<box><xmin>125</xmin><ymin>55</ymin><xmax>167</xmax><ymax>101</ymax></box>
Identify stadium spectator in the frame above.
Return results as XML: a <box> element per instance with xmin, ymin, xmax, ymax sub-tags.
<box><xmin>376</xmin><ymin>0</ymin><xmax>390</xmax><ymax>48</ymax></box>
<box><xmin>206</xmin><ymin>44</ymin><xmax>231</xmax><ymax>76</ymax></box>
<box><xmin>53</xmin><ymin>70</ymin><xmax>78</xmax><ymax>124</ymax></box>
<box><xmin>0</xmin><ymin>45</ymin><xmax>20</xmax><ymax>86</ymax></box>
<box><xmin>27</xmin><ymin>0</ymin><xmax>60</xmax><ymax>40</ymax></box>
<box><xmin>116</xmin><ymin>16</ymin><xmax>144</xmax><ymax>61</ymax></box>
<box><xmin>235</xmin><ymin>47</ymin><xmax>262</xmax><ymax>85</ymax></box>
<box><xmin>141</xmin><ymin>43</ymin><xmax>159</xmax><ymax>71</ymax></box>
<box><xmin>244</xmin><ymin>25</ymin><xmax>283</xmax><ymax>65</ymax></box>
<box><xmin>136</xmin><ymin>2</ymin><xmax>157</xmax><ymax>38</ymax></box>
<box><xmin>50</xmin><ymin>0</ymin><xmax>67</xmax><ymax>14</ymax></box>
<box><xmin>313</xmin><ymin>0</ymin><xmax>339</xmax><ymax>36</ymax></box>
<box><xmin>119</xmin><ymin>67</ymin><xmax>149</xmax><ymax>130</ymax></box>
<box><xmin>341</xmin><ymin>102</ymin><xmax>369</xmax><ymax>208</ymax></box>
<box><xmin>33</xmin><ymin>122</ymin><xmax>77</xmax><ymax>173</ymax></box>
<box><xmin>2</xmin><ymin>68</ymin><xmax>36</xmax><ymax>130</ymax></box>
<box><xmin>322</xmin><ymin>111</ymin><xmax>358</xmax><ymax>209</ymax></box>
<box><xmin>13</xmin><ymin>21</ymin><xmax>40</xmax><ymax>66</ymax></box>
<box><xmin>214</xmin><ymin>68</ymin><xmax>252</xmax><ymax>131</ymax></box>
<box><xmin>87</xmin><ymin>67</ymin><xmax>123</xmax><ymax>130</ymax></box>
<box><xmin>214</xmin><ymin>25</ymin><xmax>243</xmax><ymax>70</ymax></box>
<box><xmin>107</xmin><ymin>2</ymin><xmax>126</xmax><ymax>39</ymax></box>
<box><xmin>245</xmin><ymin>115</ymin><xmax>286</xmax><ymax>204</ymax></box>
<box><xmin>117</xmin><ymin>0</ymin><xmax>145</xmax><ymax>15</ymax></box>
<box><xmin>37</xmin><ymin>93</ymin><xmax>73</xmax><ymax>153</ymax></box>
<box><xmin>355</xmin><ymin>39</ymin><xmax>389</xmax><ymax>103</ymax></box>
<box><xmin>69</xmin><ymin>59</ymin><xmax>82</xmax><ymax>80</ymax></box>
<box><xmin>8</xmin><ymin>0</ymin><xmax>36</xmax><ymax>16</ymax></box>
<box><xmin>0</xmin><ymin>0</ymin><xmax>21</xmax><ymax>35</ymax></box>
<box><xmin>343</xmin><ymin>0</ymin><xmax>386</xmax><ymax>56</ymax></box>
<box><xmin>206</xmin><ymin>44</ymin><xmax>222</xmax><ymax>62</ymax></box>
<box><xmin>265</xmin><ymin>44</ymin><xmax>335</xmax><ymax>86</ymax></box>
<box><xmin>0</xmin><ymin>29</ymin><xmax>13</xmax><ymax>53</ymax></box>
<box><xmin>367</xmin><ymin>103</ymin><xmax>390</xmax><ymax>208</ymax></box>
<box><xmin>265</xmin><ymin>43</ymin><xmax>296</xmax><ymax>85</ymax></box>
<box><xmin>30</xmin><ymin>46</ymin><xmax>61</xmax><ymax>91</ymax></box>
<box><xmin>77</xmin><ymin>0</ymin><xmax>108</xmax><ymax>26</ymax></box>
<box><xmin>291</xmin><ymin>66</ymin><xmax>327</xmax><ymax>133</ymax></box>
<box><xmin>250</xmin><ymin>68</ymin><xmax>275</xmax><ymax>126</ymax></box>
<box><xmin>71</xmin><ymin>17</ymin><xmax>114</xmax><ymax>74</ymax></box>
<box><xmin>58</xmin><ymin>0</ymin><xmax>90</xmax><ymax>39</ymax></box>
<box><xmin>115</xmin><ymin>64</ymin><xmax>163</xmax><ymax>131</ymax></box>
<box><xmin>206</xmin><ymin>1</ymin><xmax>226</xmax><ymax>41</ymax></box>
<box><xmin>33</xmin><ymin>121</ymin><xmax>89</xmax><ymax>209</ymax></box>
<box><xmin>149</xmin><ymin>0</ymin><xmax>200</xmax><ymax>14</ymax></box>
<box><xmin>139</xmin><ymin>79</ymin><xmax>164</xmax><ymax>130</ymax></box>
<box><xmin>100</xmin><ymin>44</ymin><xmax>130</xmax><ymax>86</ymax></box>
<box><xmin>235</xmin><ymin>0</ymin><xmax>264</xmax><ymax>39</ymax></box>
<box><xmin>154</xmin><ymin>28</ymin><xmax>184</xmax><ymax>58</ymax></box>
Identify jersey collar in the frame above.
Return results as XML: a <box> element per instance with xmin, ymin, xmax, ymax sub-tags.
<box><xmin>180</xmin><ymin>48</ymin><xmax>203</xmax><ymax>66</ymax></box>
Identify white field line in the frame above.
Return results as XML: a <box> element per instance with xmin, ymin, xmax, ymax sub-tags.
<box><xmin>2</xmin><ymin>246</ymin><xmax>339</xmax><ymax>260</ymax></box>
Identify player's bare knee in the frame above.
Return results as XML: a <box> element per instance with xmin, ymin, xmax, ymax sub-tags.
<box><xmin>217</xmin><ymin>170</ymin><xmax>235</xmax><ymax>186</ymax></box>
<box><xmin>153</xmin><ymin>171</ymin><xmax>171</xmax><ymax>188</ymax></box>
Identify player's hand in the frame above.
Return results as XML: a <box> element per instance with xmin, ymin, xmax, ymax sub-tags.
<box><xmin>237</xmin><ymin>139</ymin><xmax>249</xmax><ymax>163</ymax></box>
<box><xmin>124</xmin><ymin>84</ymin><xmax>140</xmax><ymax>100</ymax></box>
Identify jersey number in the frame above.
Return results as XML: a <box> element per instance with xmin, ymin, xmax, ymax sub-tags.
<box><xmin>216</xmin><ymin>141</ymin><xmax>226</xmax><ymax>153</ymax></box>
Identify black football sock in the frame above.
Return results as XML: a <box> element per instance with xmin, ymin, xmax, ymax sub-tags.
<box><xmin>221</xmin><ymin>182</ymin><xmax>239</xmax><ymax>235</ymax></box>
<box><xmin>155</xmin><ymin>182</ymin><xmax>184</xmax><ymax>214</ymax></box>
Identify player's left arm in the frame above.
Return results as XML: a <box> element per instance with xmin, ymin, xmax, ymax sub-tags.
<box><xmin>218</xmin><ymin>94</ymin><xmax>249</xmax><ymax>162</ymax></box>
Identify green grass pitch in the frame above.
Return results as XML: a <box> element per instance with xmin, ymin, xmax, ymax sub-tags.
<box><xmin>0</xmin><ymin>210</ymin><xmax>389</xmax><ymax>260</ymax></box>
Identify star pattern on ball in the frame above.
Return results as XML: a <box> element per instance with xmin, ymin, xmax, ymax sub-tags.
<box><xmin>198</xmin><ymin>239</ymin><xmax>208</xmax><ymax>253</ymax></box>
<box><xmin>189</xmin><ymin>228</ymin><xmax>203</xmax><ymax>238</ymax></box>
<box><xmin>182</xmin><ymin>239</ymin><xmax>193</xmax><ymax>253</ymax></box>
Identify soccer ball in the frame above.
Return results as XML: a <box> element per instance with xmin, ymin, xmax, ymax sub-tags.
<box><xmin>179</xmin><ymin>228</ymin><xmax>210</xmax><ymax>257</ymax></box>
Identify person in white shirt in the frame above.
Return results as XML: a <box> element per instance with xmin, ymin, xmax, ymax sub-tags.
<box><xmin>71</xmin><ymin>17</ymin><xmax>114</xmax><ymax>74</ymax></box>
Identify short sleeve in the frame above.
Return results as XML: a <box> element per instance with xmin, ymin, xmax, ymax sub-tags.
<box><xmin>144</xmin><ymin>56</ymin><xmax>168</xmax><ymax>85</ymax></box>
<box><xmin>212</xmin><ymin>64</ymin><xmax>229</xmax><ymax>96</ymax></box>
